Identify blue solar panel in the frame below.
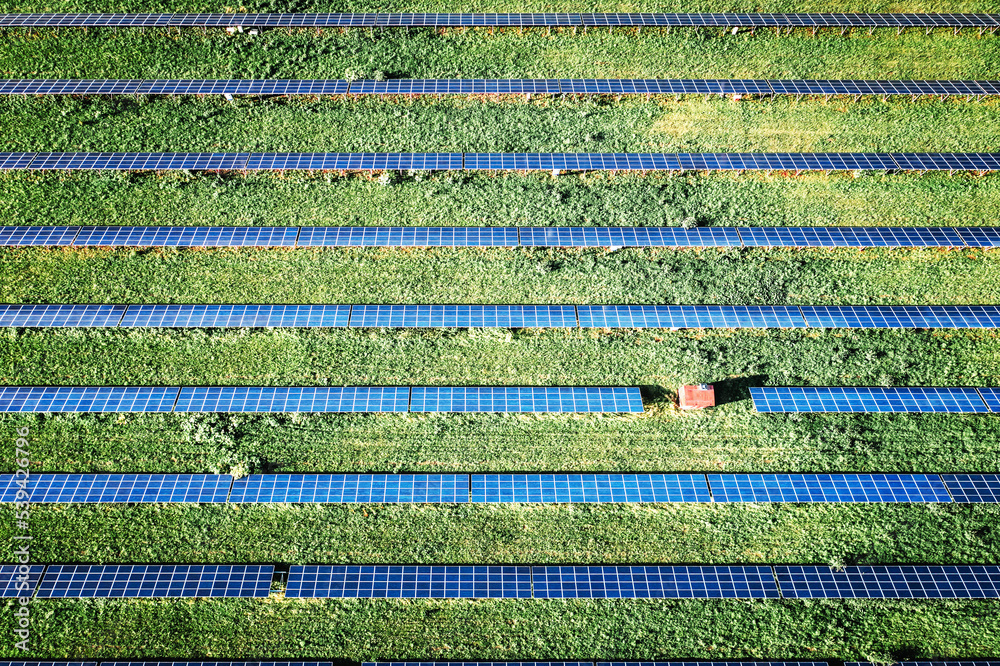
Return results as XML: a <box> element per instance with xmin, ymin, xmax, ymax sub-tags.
<box><xmin>0</xmin><ymin>79</ymin><xmax>351</xmax><ymax>96</ymax></box>
<box><xmin>577</xmin><ymin>305</ymin><xmax>806</xmax><ymax>328</ymax></box>
<box><xmin>469</xmin><ymin>474</ymin><xmax>711</xmax><ymax>502</ymax></box>
<box><xmin>0</xmin><ymin>226</ymin><xmax>80</xmax><ymax>246</ymax></box>
<box><xmin>30</xmin><ymin>152</ymin><xmax>250</xmax><ymax>170</ymax></box>
<box><xmin>73</xmin><ymin>226</ymin><xmax>299</xmax><ymax>246</ymax></box>
<box><xmin>409</xmin><ymin>387</ymin><xmax>643</xmax><ymax>412</ymax></box>
<box><xmin>0</xmin><ymin>153</ymin><xmax>36</xmax><ymax>169</ymax></box>
<box><xmin>0</xmin><ymin>304</ymin><xmax>126</xmax><ymax>327</ymax></box>
<box><xmin>0</xmin><ymin>564</ymin><xmax>45</xmax><ymax>597</ymax></box>
<box><xmin>977</xmin><ymin>387</ymin><xmax>1000</xmax><ymax>412</ymax></box>
<box><xmin>531</xmin><ymin>565</ymin><xmax>780</xmax><ymax>598</ymax></box>
<box><xmin>751</xmin><ymin>386</ymin><xmax>990</xmax><ymax>413</ymax></box>
<box><xmin>738</xmin><ymin>226</ymin><xmax>966</xmax><ymax>247</ymax></box>
<box><xmin>296</xmin><ymin>226</ymin><xmax>518</xmax><ymax>247</ymax></box>
<box><xmin>120</xmin><ymin>304</ymin><xmax>350</xmax><ymax>327</ymax></box>
<box><xmin>775</xmin><ymin>565</ymin><xmax>1000</xmax><ymax>598</ymax></box>
<box><xmin>707</xmin><ymin>474</ymin><xmax>951</xmax><ymax>502</ymax></box>
<box><xmin>800</xmin><ymin>305</ymin><xmax>1000</xmax><ymax>328</ymax></box>
<box><xmin>0</xmin><ymin>474</ymin><xmax>231</xmax><ymax>503</ymax></box>
<box><xmin>245</xmin><ymin>153</ymin><xmax>462</xmax><ymax>171</ymax></box>
<box><xmin>942</xmin><ymin>474</ymin><xmax>1000</xmax><ymax>502</ymax></box>
<box><xmin>601</xmin><ymin>661</ymin><xmax>827</xmax><ymax>666</ymax></box>
<box><xmin>0</xmin><ymin>387</ymin><xmax>179</xmax><ymax>412</ymax></box>
<box><xmin>228</xmin><ymin>474</ymin><xmax>469</xmax><ymax>502</ymax></box>
<box><xmin>518</xmin><ymin>227</ymin><xmax>742</xmax><ymax>247</ymax></box>
<box><xmin>35</xmin><ymin>564</ymin><xmax>273</xmax><ymax>598</ymax></box>
<box><xmin>285</xmin><ymin>565</ymin><xmax>532</xmax><ymax>598</ymax></box>
<box><xmin>174</xmin><ymin>387</ymin><xmax>410</xmax><ymax>412</ymax></box>
<box><xmin>349</xmin><ymin>305</ymin><xmax>576</xmax><ymax>328</ymax></box>
<box><xmin>957</xmin><ymin>227</ymin><xmax>1000</xmax><ymax>247</ymax></box>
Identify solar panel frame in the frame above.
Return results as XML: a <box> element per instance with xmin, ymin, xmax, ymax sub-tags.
<box><xmin>0</xmin><ymin>304</ymin><xmax>126</xmax><ymax>327</ymax></box>
<box><xmin>0</xmin><ymin>226</ymin><xmax>80</xmax><ymax>246</ymax></box>
<box><xmin>29</xmin><ymin>152</ymin><xmax>251</xmax><ymax>170</ymax></box>
<box><xmin>174</xmin><ymin>386</ymin><xmax>410</xmax><ymax>412</ymax></box>
<box><xmin>296</xmin><ymin>226</ymin><xmax>519</xmax><ymax>246</ymax></box>
<box><xmin>0</xmin><ymin>152</ymin><xmax>36</xmax><ymax>169</ymax></box>
<box><xmin>956</xmin><ymin>227</ymin><xmax>1000</xmax><ymax>247</ymax></box>
<box><xmin>750</xmin><ymin>386</ymin><xmax>990</xmax><ymax>413</ymax></box>
<box><xmin>707</xmin><ymin>473</ymin><xmax>952</xmax><ymax>502</ymax></box>
<box><xmin>976</xmin><ymin>387</ymin><xmax>1000</xmax><ymax>412</ymax></box>
<box><xmin>348</xmin><ymin>305</ymin><xmax>577</xmax><ymax>328</ymax></box>
<box><xmin>73</xmin><ymin>226</ymin><xmax>300</xmax><ymax>246</ymax></box>
<box><xmin>577</xmin><ymin>305</ymin><xmax>807</xmax><ymax>328</ymax></box>
<box><xmin>518</xmin><ymin>227</ymin><xmax>741</xmax><ymax>247</ymax></box>
<box><xmin>0</xmin><ymin>473</ymin><xmax>233</xmax><ymax>503</ymax></box>
<box><xmin>800</xmin><ymin>305</ymin><xmax>1000</xmax><ymax>329</ymax></box>
<box><xmin>0</xmin><ymin>386</ymin><xmax>180</xmax><ymax>412</ymax></box>
<box><xmin>408</xmin><ymin>386</ymin><xmax>643</xmax><ymax>412</ymax></box>
<box><xmin>35</xmin><ymin>564</ymin><xmax>274</xmax><ymax>598</ymax></box>
<box><xmin>0</xmin><ymin>564</ymin><xmax>45</xmax><ymax>598</ymax></box>
<box><xmin>120</xmin><ymin>304</ymin><xmax>351</xmax><ymax>327</ymax></box>
<box><xmin>531</xmin><ymin>565</ymin><xmax>781</xmax><ymax>598</ymax></box>
<box><xmin>942</xmin><ymin>474</ymin><xmax>1000</xmax><ymax>503</ymax></box>
<box><xmin>775</xmin><ymin>564</ymin><xmax>1000</xmax><ymax>598</ymax></box>
<box><xmin>469</xmin><ymin>473</ymin><xmax>711</xmax><ymax>502</ymax></box>
<box><xmin>285</xmin><ymin>564</ymin><xmax>533</xmax><ymax>598</ymax></box>
<box><xmin>228</xmin><ymin>474</ymin><xmax>470</xmax><ymax>502</ymax></box>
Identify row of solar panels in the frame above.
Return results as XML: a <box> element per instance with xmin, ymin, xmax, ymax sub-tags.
<box><xmin>2</xmin><ymin>153</ymin><xmax>998</xmax><ymax>172</ymax></box>
<box><xmin>4</xmin><ymin>225</ymin><xmax>999</xmax><ymax>248</ymax></box>
<box><xmin>2</xmin><ymin>78</ymin><xmax>998</xmax><ymax>97</ymax></box>
<box><xmin>5</xmin><ymin>563</ymin><xmax>1000</xmax><ymax>599</ymax></box>
<box><xmin>6</xmin><ymin>304</ymin><xmax>1000</xmax><ymax>329</ymax></box>
<box><xmin>2</xmin><ymin>473</ymin><xmax>997</xmax><ymax>503</ymax></box>
<box><xmin>0</xmin><ymin>12</ymin><xmax>996</xmax><ymax>27</ymax></box>
<box><xmin>0</xmin><ymin>386</ymin><xmax>643</xmax><ymax>413</ymax></box>
<box><xmin>751</xmin><ymin>387</ymin><xmax>1000</xmax><ymax>413</ymax></box>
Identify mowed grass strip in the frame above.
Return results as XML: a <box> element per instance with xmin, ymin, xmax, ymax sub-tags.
<box><xmin>0</xmin><ymin>597</ymin><xmax>997</xmax><ymax>660</ymax></box>
<box><xmin>2</xmin><ymin>172</ymin><xmax>1000</xmax><ymax>229</ymax></box>
<box><xmin>2</xmin><ymin>504</ymin><xmax>998</xmax><ymax>564</ymax></box>
<box><xmin>3</xmin><ymin>247</ymin><xmax>1000</xmax><ymax>305</ymax></box>
<box><xmin>3</xmin><ymin>96</ymin><xmax>999</xmax><ymax>153</ymax></box>
<box><xmin>2</xmin><ymin>29</ymin><xmax>997</xmax><ymax>80</ymax></box>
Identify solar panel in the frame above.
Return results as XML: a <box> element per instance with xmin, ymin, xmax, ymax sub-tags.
<box><xmin>750</xmin><ymin>386</ymin><xmax>990</xmax><ymax>413</ymax></box>
<box><xmin>0</xmin><ymin>386</ymin><xmax>179</xmax><ymax>412</ymax></box>
<box><xmin>29</xmin><ymin>152</ymin><xmax>251</xmax><ymax>170</ymax></box>
<box><xmin>0</xmin><ymin>564</ymin><xmax>45</xmax><ymax>598</ymax></box>
<box><xmin>957</xmin><ymin>227</ymin><xmax>1000</xmax><ymax>247</ymax></box>
<box><xmin>0</xmin><ymin>474</ymin><xmax>231</xmax><ymax>503</ymax></box>
<box><xmin>349</xmin><ymin>305</ymin><xmax>576</xmax><ymax>328</ymax></box>
<box><xmin>531</xmin><ymin>565</ymin><xmax>781</xmax><ymax>598</ymax></box>
<box><xmin>245</xmin><ymin>153</ymin><xmax>462</xmax><ymax>170</ymax></box>
<box><xmin>73</xmin><ymin>226</ymin><xmax>298</xmax><ymax>247</ymax></box>
<box><xmin>0</xmin><ymin>79</ymin><xmax>352</xmax><ymax>96</ymax></box>
<box><xmin>285</xmin><ymin>565</ymin><xmax>532</xmax><ymax>598</ymax></box>
<box><xmin>942</xmin><ymin>474</ymin><xmax>1000</xmax><ymax>503</ymax></box>
<box><xmin>120</xmin><ymin>304</ymin><xmax>350</xmax><ymax>327</ymax></box>
<box><xmin>800</xmin><ymin>305</ymin><xmax>1000</xmax><ymax>328</ymax></box>
<box><xmin>977</xmin><ymin>387</ymin><xmax>1000</xmax><ymax>412</ymax></box>
<box><xmin>0</xmin><ymin>304</ymin><xmax>126</xmax><ymax>327</ymax></box>
<box><xmin>228</xmin><ymin>474</ymin><xmax>469</xmax><ymax>502</ymax></box>
<box><xmin>0</xmin><ymin>153</ymin><xmax>36</xmax><ymax>169</ymax></box>
<box><xmin>707</xmin><ymin>474</ymin><xmax>951</xmax><ymax>502</ymax></box>
<box><xmin>174</xmin><ymin>386</ymin><xmax>410</xmax><ymax>412</ymax></box>
<box><xmin>35</xmin><ymin>564</ymin><xmax>273</xmax><ymax>598</ymax></box>
<box><xmin>408</xmin><ymin>387</ymin><xmax>643</xmax><ymax>412</ymax></box>
<box><xmin>469</xmin><ymin>474</ymin><xmax>710</xmax><ymax>502</ymax></box>
<box><xmin>577</xmin><ymin>305</ymin><xmax>807</xmax><ymax>328</ymax></box>
<box><xmin>775</xmin><ymin>565</ymin><xmax>1000</xmax><ymax>598</ymax></box>
<box><xmin>296</xmin><ymin>226</ymin><xmax>519</xmax><ymax>246</ymax></box>
<box><xmin>518</xmin><ymin>227</ymin><xmax>742</xmax><ymax>247</ymax></box>
<box><xmin>738</xmin><ymin>226</ymin><xmax>966</xmax><ymax>247</ymax></box>
<box><xmin>0</xmin><ymin>226</ymin><xmax>80</xmax><ymax>246</ymax></box>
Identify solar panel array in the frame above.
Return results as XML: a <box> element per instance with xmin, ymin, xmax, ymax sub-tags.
<box><xmin>7</xmin><ymin>304</ymin><xmax>1000</xmax><ymax>329</ymax></box>
<box><xmin>284</xmin><ymin>565</ymin><xmax>533</xmax><ymax>598</ymax></box>
<box><xmin>3</xmin><ymin>225</ymin><xmax>998</xmax><ymax>248</ymax></box>
<box><xmin>775</xmin><ymin>565</ymin><xmax>1000</xmax><ymax>598</ymax></box>
<box><xmin>34</xmin><ymin>564</ymin><xmax>274</xmax><ymax>598</ymax></box>
<box><xmin>7</xmin><ymin>472</ymin><xmax>997</xmax><ymax>504</ymax></box>
<box><xmin>751</xmin><ymin>386</ymin><xmax>994</xmax><ymax>413</ymax></box>
<box><xmin>2</xmin><ymin>78</ymin><xmax>997</xmax><ymax>98</ymax></box>
<box><xmin>1</xmin><ymin>13</ymin><xmax>996</xmax><ymax>28</ymax></box>
<box><xmin>531</xmin><ymin>565</ymin><xmax>781</xmax><ymax>598</ymax></box>
<box><xmin>2</xmin><ymin>153</ymin><xmax>998</xmax><ymax>172</ymax></box>
<box><xmin>0</xmin><ymin>564</ymin><xmax>45</xmax><ymax>597</ymax></box>
<box><xmin>0</xmin><ymin>386</ymin><xmax>642</xmax><ymax>413</ymax></box>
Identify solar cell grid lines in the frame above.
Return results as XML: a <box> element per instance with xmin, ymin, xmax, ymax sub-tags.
<box><xmin>0</xmin><ymin>473</ymin><xmax>232</xmax><ymax>503</ymax></box>
<box><xmin>73</xmin><ymin>226</ymin><xmax>299</xmax><ymax>247</ymax></box>
<box><xmin>174</xmin><ymin>386</ymin><xmax>410</xmax><ymax>412</ymax></box>
<box><xmin>751</xmin><ymin>386</ymin><xmax>991</xmax><ymax>413</ymax></box>
<box><xmin>518</xmin><ymin>226</ymin><xmax>743</xmax><ymax>247</ymax></box>
<box><xmin>35</xmin><ymin>564</ymin><xmax>274</xmax><ymax>598</ymax></box>
<box><xmin>228</xmin><ymin>474</ymin><xmax>470</xmax><ymax>503</ymax></box>
<box><xmin>801</xmin><ymin>305</ymin><xmax>1000</xmax><ymax>328</ymax></box>
<box><xmin>296</xmin><ymin>226</ymin><xmax>519</xmax><ymax>246</ymax></box>
<box><xmin>577</xmin><ymin>305</ymin><xmax>807</xmax><ymax>328</ymax></box>
<box><xmin>0</xmin><ymin>304</ymin><xmax>126</xmax><ymax>327</ymax></box>
<box><xmin>531</xmin><ymin>565</ymin><xmax>781</xmax><ymax>598</ymax></box>
<box><xmin>469</xmin><ymin>474</ymin><xmax>712</xmax><ymax>502</ymax></box>
<box><xmin>707</xmin><ymin>474</ymin><xmax>952</xmax><ymax>502</ymax></box>
<box><xmin>119</xmin><ymin>304</ymin><xmax>350</xmax><ymax>327</ymax></box>
<box><xmin>349</xmin><ymin>305</ymin><xmax>577</xmax><ymax>328</ymax></box>
<box><xmin>0</xmin><ymin>564</ymin><xmax>45</xmax><ymax>597</ymax></box>
<box><xmin>0</xmin><ymin>386</ymin><xmax>179</xmax><ymax>412</ymax></box>
<box><xmin>408</xmin><ymin>387</ymin><xmax>643</xmax><ymax>412</ymax></box>
<box><xmin>942</xmin><ymin>474</ymin><xmax>1000</xmax><ymax>502</ymax></box>
<box><xmin>775</xmin><ymin>565</ymin><xmax>1000</xmax><ymax>598</ymax></box>
<box><xmin>0</xmin><ymin>226</ymin><xmax>80</xmax><ymax>246</ymax></box>
<box><xmin>977</xmin><ymin>387</ymin><xmax>1000</xmax><ymax>412</ymax></box>
<box><xmin>285</xmin><ymin>565</ymin><xmax>533</xmax><ymax>598</ymax></box>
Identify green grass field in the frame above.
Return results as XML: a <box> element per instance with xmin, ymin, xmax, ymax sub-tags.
<box><xmin>1</xmin><ymin>5</ymin><xmax>1000</xmax><ymax>661</ymax></box>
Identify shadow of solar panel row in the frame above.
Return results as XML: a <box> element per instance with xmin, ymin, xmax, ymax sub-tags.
<box><xmin>3</xmin><ymin>78</ymin><xmax>997</xmax><ymax>98</ymax></box>
<box><xmin>751</xmin><ymin>386</ymin><xmax>994</xmax><ymax>413</ymax></box>
<box><xmin>0</xmin><ymin>386</ymin><xmax>642</xmax><ymax>413</ymax></box>
<box><xmin>3</xmin><ymin>153</ymin><xmax>999</xmax><ymax>172</ymax></box>
<box><xmin>33</xmin><ymin>564</ymin><xmax>273</xmax><ymax>598</ymax></box>
<box><xmin>775</xmin><ymin>565</ymin><xmax>1000</xmax><ymax>598</ymax></box>
<box><xmin>1</xmin><ymin>12</ymin><xmax>996</xmax><ymax>27</ymax></box>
